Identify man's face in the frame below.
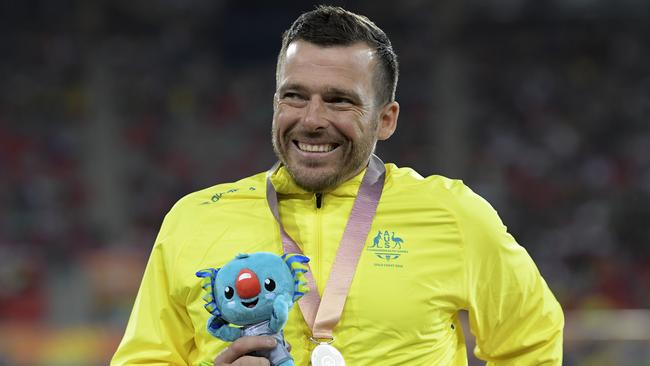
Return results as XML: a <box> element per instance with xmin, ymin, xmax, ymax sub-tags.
<box><xmin>272</xmin><ymin>40</ymin><xmax>397</xmax><ymax>192</ymax></box>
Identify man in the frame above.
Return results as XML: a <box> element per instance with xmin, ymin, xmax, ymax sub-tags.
<box><xmin>112</xmin><ymin>6</ymin><xmax>563</xmax><ymax>366</ymax></box>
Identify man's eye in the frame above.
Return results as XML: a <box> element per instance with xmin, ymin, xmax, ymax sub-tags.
<box><xmin>283</xmin><ymin>92</ymin><xmax>303</xmax><ymax>100</ymax></box>
<box><xmin>330</xmin><ymin>97</ymin><xmax>353</xmax><ymax>104</ymax></box>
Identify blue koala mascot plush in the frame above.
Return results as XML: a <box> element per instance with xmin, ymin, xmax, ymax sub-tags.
<box><xmin>196</xmin><ymin>252</ymin><xmax>310</xmax><ymax>366</ymax></box>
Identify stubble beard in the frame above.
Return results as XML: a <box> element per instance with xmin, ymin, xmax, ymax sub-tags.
<box><xmin>271</xmin><ymin>122</ymin><xmax>378</xmax><ymax>193</ymax></box>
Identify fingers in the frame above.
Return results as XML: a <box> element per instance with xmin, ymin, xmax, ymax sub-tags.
<box><xmin>214</xmin><ymin>336</ymin><xmax>277</xmax><ymax>366</ymax></box>
<box><xmin>232</xmin><ymin>356</ymin><xmax>270</xmax><ymax>366</ymax></box>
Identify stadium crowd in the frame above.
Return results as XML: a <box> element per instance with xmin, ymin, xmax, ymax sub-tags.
<box><xmin>1</xmin><ymin>1</ymin><xmax>648</xmax><ymax>365</ymax></box>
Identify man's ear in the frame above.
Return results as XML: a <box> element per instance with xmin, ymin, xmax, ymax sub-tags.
<box><xmin>377</xmin><ymin>101</ymin><xmax>399</xmax><ymax>141</ymax></box>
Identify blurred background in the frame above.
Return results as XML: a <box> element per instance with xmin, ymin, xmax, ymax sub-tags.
<box><xmin>1</xmin><ymin>0</ymin><xmax>649</xmax><ymax>365</ymax></box>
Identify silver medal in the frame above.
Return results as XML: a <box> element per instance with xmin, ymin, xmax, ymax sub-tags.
<box><xmin>311</xmin><ymin>343</ymin><xmax>346</xmax><ymax>366</ymax></box>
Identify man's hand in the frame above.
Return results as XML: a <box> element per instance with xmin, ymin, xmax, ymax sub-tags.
<box><xmin>213</xmin><ymin>336</ymin><xmax>277</xmax><ymax>366</ymax></box>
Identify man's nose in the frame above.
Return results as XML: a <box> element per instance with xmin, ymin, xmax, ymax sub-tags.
<box><xmin>302</xmin><ymin>97</ymin><xmax>328</xmax><ymax>130</ymax></box>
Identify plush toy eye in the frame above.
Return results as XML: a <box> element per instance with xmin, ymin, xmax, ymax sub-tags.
<box><xmin>224</xmin><ymin>286</ymin><xmax>234</xmax><ymax>299</ymax></box>
<box><xmin>264</xmin><ymin>278</ymin><xmax>276</xmax><ymax>291</ymax></box>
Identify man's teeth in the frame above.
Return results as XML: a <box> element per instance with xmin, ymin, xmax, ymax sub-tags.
<box><xmin>297</xmin><ymin>142</ymin><xmax>335</xmax><ymax>152</ymax></box>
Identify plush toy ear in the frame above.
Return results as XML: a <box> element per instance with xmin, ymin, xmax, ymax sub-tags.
<box><xmin>196</xmin><ymin>268</ymin><xmax>221</xmax><ymax>317</ymax></box>
<box><xmin>281</xmin><ymin>253</ymin><xmax>310</xmax><ymax>302</ymax></box>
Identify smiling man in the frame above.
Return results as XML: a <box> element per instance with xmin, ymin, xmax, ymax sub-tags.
<box><xmin>112</xmin><ymin>6</ymin><xmax>563</xmax><ymax>366</ymax></box>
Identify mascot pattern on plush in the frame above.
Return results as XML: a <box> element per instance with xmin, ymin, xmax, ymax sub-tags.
<box><xmin>196</xmin><ymin>252</ymin><xmax>310</xmax><ymax>366</ymax></box>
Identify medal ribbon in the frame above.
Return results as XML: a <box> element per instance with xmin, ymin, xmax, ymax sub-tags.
<box><xmin>266</xmin><ymin>154</ymin><xmax>385</xmax><ymax>339</ymax></box>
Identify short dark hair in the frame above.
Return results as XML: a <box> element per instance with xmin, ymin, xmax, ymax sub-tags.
<box><xmin>277</xmin><ymin>5</ymin><xmax>399</xmax><ymax>105</ymax></box>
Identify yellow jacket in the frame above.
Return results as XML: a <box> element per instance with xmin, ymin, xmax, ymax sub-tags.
<box><xmin>112</xmin><ymin>163</ymin><xmax>563</xmax><ymax>365</ymax></box>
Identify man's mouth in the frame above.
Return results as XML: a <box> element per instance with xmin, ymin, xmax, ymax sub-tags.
<box><xmin>241</xmin><ymin>298</ymin><xmax>259</xmax><ymax>308</ymax></box>
<box><xmin>295</xmin><ymin>141</ymin><xmax>338</xmax><ymax>153</ymax></box>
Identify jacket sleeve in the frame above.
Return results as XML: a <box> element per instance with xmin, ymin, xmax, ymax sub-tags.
<box><xmin>111</xmin><ymin>206</ymin><xmax>195</xmax><ymax>365</ymax></box>
<box><xmin>454</xmin><ymin>184</ymin><xmax>564</xmax><ymax>365</ymax></box>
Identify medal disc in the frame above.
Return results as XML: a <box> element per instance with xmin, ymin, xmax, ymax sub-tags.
<box><xmin>311</xmin><ymin>343</ymin><xmax>346</xmax><ymax>366</ymax></box>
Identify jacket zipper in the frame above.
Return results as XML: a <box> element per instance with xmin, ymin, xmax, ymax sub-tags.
<box><xmin>315</xmin><ymin>193</ymin><xmax>323</xmax><ymax>294</ymax></box>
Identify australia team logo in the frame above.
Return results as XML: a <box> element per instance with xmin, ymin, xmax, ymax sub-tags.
<box><xmin>366</xmin><ymin>230</ymin><xmax>408</xmax><ymax>266</ymax></box>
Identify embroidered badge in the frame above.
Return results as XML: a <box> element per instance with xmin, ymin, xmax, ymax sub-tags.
<box><xmin>366</xmin><ymin>230</ymin><xmax>408</xmax><ymax>268</ymax></box>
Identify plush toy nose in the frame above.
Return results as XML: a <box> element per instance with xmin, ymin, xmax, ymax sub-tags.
<box><xmin>235</xmin><ymin>269</ymin><xmax>260</xmax><ymax>299</ymax></box>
